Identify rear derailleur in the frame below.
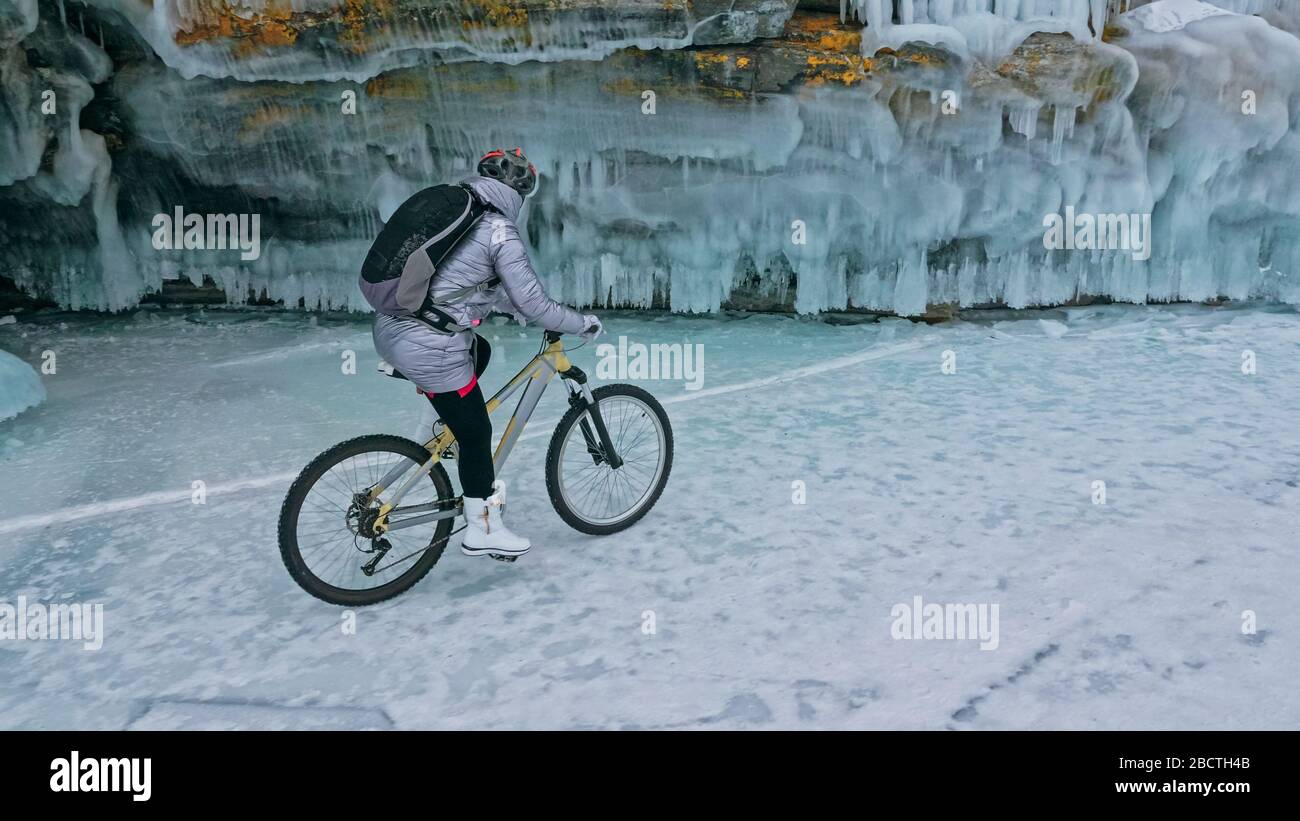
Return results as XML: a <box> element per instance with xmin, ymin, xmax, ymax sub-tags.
<box><xmin>348</xmin><ymin>492</ymin><xmax>392</xmax><ymax>576</ymax></box>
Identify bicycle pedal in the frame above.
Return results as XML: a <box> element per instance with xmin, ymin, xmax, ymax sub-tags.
<box><xmin>488</xmin><ymin>553</ymin><xmax>518</xmax><ymax>563</ymax></box>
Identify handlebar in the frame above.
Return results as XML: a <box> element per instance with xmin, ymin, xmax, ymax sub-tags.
<box><xmin>545</xmin><ymin>325</ymin><xmax>598</xmax><ymax>345</ymax></box>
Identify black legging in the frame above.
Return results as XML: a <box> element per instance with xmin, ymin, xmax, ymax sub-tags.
<box><xmin>427</xmin><ymin>334</ymin><xmax>495</xmax><ymax>498</ymax></box>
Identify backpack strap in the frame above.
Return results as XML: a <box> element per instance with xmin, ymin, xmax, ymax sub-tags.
<box><xmin>423</xmin><ymin>184</ymin><xmax>505</xmax><ymax>310</ymax></box>
<box><xmin>459</xmin><ymin>182</ymin><xmax>503</xmax><ymax>216</ymax></box>
<box><xmin>428</xmin><ymin>275</ymin><xmax>502</xmax><ymax>307</ymax></box>
<box><xmin>414</xmin><ymin>304</ymin><xmax>475</xmax><ymax>335</ymax></box>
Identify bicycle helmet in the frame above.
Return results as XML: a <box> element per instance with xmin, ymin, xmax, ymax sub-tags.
<box><xmin>477</xmin><ymin>148</ymin><xmax>538</xmax><ymax>198</ymax></box>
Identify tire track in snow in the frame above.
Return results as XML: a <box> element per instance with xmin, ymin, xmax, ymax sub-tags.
<box><xmin>1</xmin><ymin>335</ymin><xmax>937</xmax><ymax>535</ymax></box>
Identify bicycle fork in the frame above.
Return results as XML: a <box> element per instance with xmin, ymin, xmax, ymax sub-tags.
<box><xmin>561</xmin><ymin>366</ymin><xmax>624</xmax><ymax>470</ymax></box>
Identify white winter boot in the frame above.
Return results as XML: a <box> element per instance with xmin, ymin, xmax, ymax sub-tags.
<box><xmin>460</xmin><ymin>484</ymin><xmax>531</xmax><ymax>558</ymax></box>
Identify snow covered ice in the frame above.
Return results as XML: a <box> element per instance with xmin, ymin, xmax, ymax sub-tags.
<box><xmin>1127</xmin><ymin>0</ymin><xmax>1236</xmax><ymax>32</ymax></box>
<box><xmin>1</xmin><ymin>305</ymin><xmax>1297</xmax><ymax>729</ymax></box>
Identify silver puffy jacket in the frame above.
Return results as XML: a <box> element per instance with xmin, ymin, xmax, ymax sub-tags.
<box><xmin>372</xmin><ymin>175</ymin><xmax>586</xmax><ymax>394</ymax></box>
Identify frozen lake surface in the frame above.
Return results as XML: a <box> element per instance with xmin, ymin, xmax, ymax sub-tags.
<box><xmin>1</xmin><ymin>303</ymin><xmax>1297</xmax><ymax>729</ymax></box>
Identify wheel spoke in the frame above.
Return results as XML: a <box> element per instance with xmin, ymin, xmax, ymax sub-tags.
<box><xmin>287</xmin><ymin>443</ymin><xmax>454</xmax><ymax>597</ymax></box>
<box><xmin>554</xmin><ymin>393</ymin><xmax>668</xmax><ymax>528</ymax></box>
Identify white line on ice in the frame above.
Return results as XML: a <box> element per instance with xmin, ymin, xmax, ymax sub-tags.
<box><xmin>2</xmin><ymin>336</ymin><xmax>936</xmax><ymax>535</ymax></box>
<box><xmin>513</xmin><ymin>336</ymin><xmax>935</xmax><ymax>443</ymax></box>
<box><xmin>209</xmin><ymin>340</ymin><xmax>352</xmax><ymax>368</ymax></box>
<box><xmin>0</xmin><ymin>472</ymin><xmax>300</xmax><ymax>536</ymax></box>
<box><xmin>661</xmin><ymin>336</ymin><xmax>932</xmax><ymax>404</ymax></box>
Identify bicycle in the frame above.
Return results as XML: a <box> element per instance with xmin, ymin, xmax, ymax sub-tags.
<box><xmin>278</xmin><ymin>330</ymin><xmax>673</xmax><ymax>605</ymax></box>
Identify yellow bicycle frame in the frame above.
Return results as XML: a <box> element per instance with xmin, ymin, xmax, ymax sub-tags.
<box><xmin>368</xmin><ymin>337</ymin><xmax>574</xmax><ymax>534</ymax></box>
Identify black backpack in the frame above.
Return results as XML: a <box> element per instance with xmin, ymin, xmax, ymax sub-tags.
<box><xmin>358</xmin><ymin>183</ymin><xmax>500</xmax><ymax>317</ymax></box>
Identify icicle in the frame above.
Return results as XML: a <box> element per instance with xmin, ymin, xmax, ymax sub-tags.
<box><xmin>1090</xmin><ymin>0</ymin><xmax>1108</xmax><ymax>38</ymax></box>
<box><xmin>932</xmin><ymin>0</ymin><xmax>955</xmax><ymax>25</ymax></box>
<box><xmin>1050</xmin><ymin>105</ymin><xmax>1077</xmax><ymax>165</ymax></box>
<box><xmin>864</xmin><ymin>0</ymin><xmax>889</xmax><ymax>31</ymax></box>
<box><xmin>1009</xmin><ymin>104</ymin><xmax>1041</xmax><ymax>140</ymax></box>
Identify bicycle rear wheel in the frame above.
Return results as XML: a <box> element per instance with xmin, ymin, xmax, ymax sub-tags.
<box><xmin>278</xmin><ymin>435</ymin><xmax>455</xmax><ymax>605</ymax></box>
<box><xmin>545</xmin><ymin>384</ymin><xmax>673</xmax><ymax>535</ymax></box>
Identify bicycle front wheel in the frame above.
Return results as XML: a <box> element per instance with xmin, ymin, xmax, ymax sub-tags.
<box><xmin>545</xmin><ymin>384</ymin><xmax>673</xmax><ymax>535</ymax></box>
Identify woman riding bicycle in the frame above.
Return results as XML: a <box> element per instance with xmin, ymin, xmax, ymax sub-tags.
<box><xmin>372</xmin><ymin>148</ymin><xmax>601</xmax><ymax>559</ymax></box>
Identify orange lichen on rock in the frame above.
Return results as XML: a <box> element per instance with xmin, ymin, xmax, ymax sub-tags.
<box><xmin>692</xmin><ymin>51</ymin><xmax>732</xmax><ymax>68</ymax></box>
<box><xmin>173</xmin><ymin>0</ymin><xmax>397</xmax><ymax>54</ymax></box>
<box><xmin>804</xmin><ymin>53</ymin><xmax>870</xmax><ymax>86</ymax></box>
<box><xmin>783</xmin><ymin>13</ymin><xmax>849</xmax><ymax>35</ymax></box>
<box><xmin>174</xmin><ymin>1</ymin><xmax>301</xmax><ymax>49</ymax></box>
<box><xmin>364</xmin><ymin>71</ymin><xmax>432</xmax><ymax>99</ymax></box>
<box><xmin>425</xmin><ymin>63</ymin><xmax>522</xmax><ymax>95</ymax></box>
<box><xmin>237</xmin><ymin>102</ymin><xmax>304</xmax><ymax>140</ymax></box>
<box><xmin>997</xmin><ymin>49</ymin><xmax>1045</xmax><ymax>79</ymax></box>
<box><xmin>338</xmin><ymin>0</ymin><xmax>394</xmax><ymax>54</ymax></box>
<box><xmin>780</xmin><ymin>12</ymin><xmax>870</xmax><ymax>86</ymax></box>
<box><xmin>899</xmin><ymin>50</ymin><xmax>944</xmax><ymax>67</ymax></box>
<box><xmin>1081</xmin><ymin>64</ymin><xmax>1124</xmax><ymax>106</ymax></box>
<box><xmin>602</xmin><ymin>76</ymin><xmax>658</xmax><ymax>98</ymax></box>
<box><xmin>255</xmin><ymin>19</ymin><xmax>298</xmax><ymax>47</ymax></box>
<box><xmin>463</xmin><ymin>0</ymin><xmax>530</xmax><ymax>28</ymax></box>
<box><xmin>602</xmin><ymin>73</ymin><xmax>747</xmax><ymax>102</ymax></box>
<box><xmin>784</xmin><ymin>12</ymin><xmax>863</xmax><ymax>51</ymax></box>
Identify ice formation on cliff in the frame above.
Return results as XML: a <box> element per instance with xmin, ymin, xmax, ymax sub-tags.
<box><xmin>82</xmin><ymin>0</ymin><xmax>802</xmax><ymax>82</ymax></box>
<box><xmin>0</xmin><ymin>0</ymin><xmax>1297</xmax><ymax>315</ymax></box>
